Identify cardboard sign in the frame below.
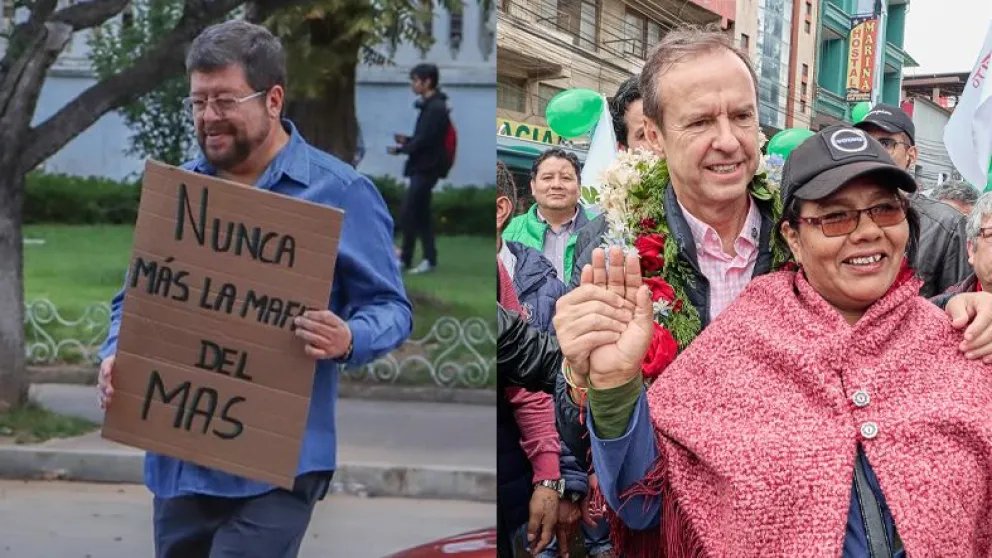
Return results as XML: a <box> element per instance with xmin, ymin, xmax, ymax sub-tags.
<box><xmin>101</xmin><ymin>159</ymin><xmax>344</xmax><ymax>489</ymax></box>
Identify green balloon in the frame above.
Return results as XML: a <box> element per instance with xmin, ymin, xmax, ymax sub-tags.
<box><xmin>851</xmin><ymin>101</ymin><xmax>873</xmax><ymax>123</ymax></box>
<box><xmin>545</xmin><ymin>89</ymin><xmax>604</xmax><ymax>139</ymax></box>
<box><xmin>766</xmin><ymin>128</ymin><xmax>815</xmax><ymax>159</ymax></box>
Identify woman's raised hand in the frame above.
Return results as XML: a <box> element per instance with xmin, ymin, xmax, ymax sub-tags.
<box><xmin>553</xmin><ymin>247</ymin><xmax>655</xmax><ymax>390</ymax></box>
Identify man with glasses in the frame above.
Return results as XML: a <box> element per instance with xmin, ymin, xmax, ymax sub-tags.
<box><xmin>854</xmin><ymin>103</ymin><xmax>971</xmax><ymax>297</ymax></box>
<box><xmin>945</xmin><ymin>192</ymin><xmax>992</xmax><ymax>296</ymax></box>
<box><xmin>96</xmin><ymin>20</ymin><xmax>412</xmax><ymax>558</ymax></box>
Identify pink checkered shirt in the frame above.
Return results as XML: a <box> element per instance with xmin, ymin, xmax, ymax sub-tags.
<box><xmin>679</xmin><ymin>198</ymin><xmax>761</xmax><ymax>322</ymax></box>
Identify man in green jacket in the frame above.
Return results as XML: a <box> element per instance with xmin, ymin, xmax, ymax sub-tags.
<box><xmin>501</xmin><ymin>147</ymin><xmax>597</xmax><ymax>285</ymax></box>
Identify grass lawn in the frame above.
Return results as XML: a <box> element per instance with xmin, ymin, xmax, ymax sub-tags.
<box><xmin>0</xmin><ymin>400</ymin><xmax>98</xmax><ymax>444</ymax></box>
<box><xmin>23</xmin><ymin>225</ymin><xmax>495</xmax><ymax>386</ymax></box>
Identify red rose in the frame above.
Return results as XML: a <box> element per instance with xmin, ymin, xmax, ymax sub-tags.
<box><xmin>643</xmin><ymin>276</ymin><xmax>677</xmax><ymax>304</ymax></box>
<box><xmin>635</xmin><ymin>233</ymin><xmax>666</xmax><ymax>274</ymax></box>
<box><xmin>640</xmin><ymin>217</ymin><xmax>658</xmax><ymax>231</ymax></box>
<box><xmin>642</xmin><ymin>323</ymin><xmax>678</xmax><ymax>380</ymax></box>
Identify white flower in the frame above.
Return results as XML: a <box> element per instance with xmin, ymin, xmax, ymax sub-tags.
<box><xmin>653</xmin><ymin>299</ymin><xmax>672</xmax><ymax>321</ymax></box>
<box><xmin>758</xmin><ymin>153</ymin><xmax>785</xmax><ymax>193</ymax></box>
<box><xmin>594</xmin><ymin>147</ymin><xmax>661</xmax><ymax>253</ymax></box>
<box><xmin>602</xmin><ymin>164</ymin><xmax>638</xmax><ymax>191</ymax></box>
<box><xmin>757</xmin><ymin>129</ymin><xmax>768</xmax><ymax>151</ymax></box>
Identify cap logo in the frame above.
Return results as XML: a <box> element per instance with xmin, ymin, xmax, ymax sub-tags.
<box><xmin>829</xmin><ymin>128</ymin><xmax>869</xmax><ymax>153</ymax></box>
<box><xmin>867</xmin><ymin>110</ymin><xmax>892</xmax><ymax>117</ymax></box>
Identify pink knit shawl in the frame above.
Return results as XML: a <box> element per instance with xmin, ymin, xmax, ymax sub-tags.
<box><xmin>626</xmin><ymin>270</ymin><xmax>992</xmax><ymax>557</ymax></box>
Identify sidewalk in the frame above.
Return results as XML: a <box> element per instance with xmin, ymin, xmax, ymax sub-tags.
<box><xmin>0</xmin><ymin>384</ymin><xmax>495</xmax><ymax>502</ymax></box>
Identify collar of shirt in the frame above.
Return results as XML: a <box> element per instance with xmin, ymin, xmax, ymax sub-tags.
<box><xmin>536</xmin><ymin>205</ymin><xmax>579</xmax><ymax>234</ymax></box>
<box><xmin>679</xmin><ymin>196</ymin><xmax>761</xmax><ymax>261</ymax></box>
<box><xmin>189</xmin><ymin>119</ymin><xmax>312</xmax><ymax>190</ymax></box>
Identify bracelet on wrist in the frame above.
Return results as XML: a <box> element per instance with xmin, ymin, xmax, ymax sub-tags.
<box><xmin>561</xmin><ymin>360</ymin><xmax>587</xmax><ymax>394</ymax></box>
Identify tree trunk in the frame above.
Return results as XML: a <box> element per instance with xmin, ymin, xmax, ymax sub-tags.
<box><xmin>0</xmin><ymin>169</ymin><xmax>28</xmax><ymax>411</ymax></box>
<box><xmin>284</xmin><ymin>59</ymin><xmax>359</xmax><ymax>165</ymax></box>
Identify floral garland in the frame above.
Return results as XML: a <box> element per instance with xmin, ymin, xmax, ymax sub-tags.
<box><xmin>584</xmin><ymin>136</ymin><xmax>792</xmax><ymax>381</ymax></box>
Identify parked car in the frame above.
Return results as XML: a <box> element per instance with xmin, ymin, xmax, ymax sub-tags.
<box><xmin>383</xmin><ymin>527</ymin><xmax>497</xmax><ymax>558</ymax></box>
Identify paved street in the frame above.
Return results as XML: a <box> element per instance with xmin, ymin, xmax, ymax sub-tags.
<box><xmin>0</xmin><ymin>481</ymin><xmax>494</xmax><ymax>558</ymax></box>
<box><xmin>30</xmin><ymin>383</ymin><xmax>495</xmax><ymax>470</ymax></box>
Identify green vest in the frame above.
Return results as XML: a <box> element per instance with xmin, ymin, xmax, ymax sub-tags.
<box><xmin>501</xmin><ymin>204</ymin><xmax>593</xmax><ymax>284</ymax></box>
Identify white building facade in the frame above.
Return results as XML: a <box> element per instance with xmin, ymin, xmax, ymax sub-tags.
<box><xmin>356</xmin><ymin>2</ymin><xmax>496</xmax><ymax>187</ymax></box>
<box><xmin>2</xmin><ymin>1</ymin><xmax>496</xmax><ymax>187</ymax></box>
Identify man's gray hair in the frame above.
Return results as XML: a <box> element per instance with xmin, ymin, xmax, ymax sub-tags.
<box><xmin>933</xmin><ymin>179</ymin><xmax>979</xmax><ymax>206</ymax></box>
<box><xmin>186</xmin><ymin>20</ymin><xmax>286</xmax><ymax>92</ymax></box>
<box><xmin>966</xmin><ymin>191</ymin><xmax>992</xmax><ymax>240</ymax></box>
<box><xmin>639</xmin><ymin>24</ymin><xmax>758</xmax><ymax>127</ymax></box>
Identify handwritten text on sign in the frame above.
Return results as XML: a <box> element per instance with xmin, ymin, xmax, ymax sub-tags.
<box><xmin>102</xmin><ymin>160</ymin><xmax>344</xmax><ymax>489</ymax></box>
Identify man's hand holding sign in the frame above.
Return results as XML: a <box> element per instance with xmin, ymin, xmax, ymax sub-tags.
<box><xmin>293</xmin><ymin>311</ymin><xmax>353</xmax><ymax>360</ymax></box>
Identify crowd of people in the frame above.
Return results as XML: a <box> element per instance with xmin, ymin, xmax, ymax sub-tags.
<box><xmin>498</xmin><ymin>25</ymin><xmax>992</xmax><ymax>558</ymax></box>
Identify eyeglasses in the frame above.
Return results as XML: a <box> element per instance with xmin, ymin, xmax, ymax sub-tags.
<box><xmin>182</xmin><ymin>91</ymin><xmax>266</xmax><ymax>118</ymax></box>
<box><xmin>796</xmin><ymin>200</ymin><xmax>907</xmax><ymax>237</ymax></box>
<box><xmin>875</xmin><ymin>137</ymin><xmax>913</xmax><ymax>151</ymax></box>
<box><xmin>976</xmin><ymin>228</ymin><xmax>992</xmax><ymax>243</ymax></box>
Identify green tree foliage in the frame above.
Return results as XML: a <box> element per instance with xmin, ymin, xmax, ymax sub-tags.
<box><xmin>261</xmin><ymin>0</ymin><xmax>463</xmax><ymax>162</ymax></box>
<box><xmin>88</xmin><ymin>0</ymin><xmax>199</xmax><ymax>166</ymax></box>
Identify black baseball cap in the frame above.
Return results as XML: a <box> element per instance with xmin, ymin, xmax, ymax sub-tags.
<box><xmin>781</xmin><ymin>125</ymin><xmax>917</xmax><ymax>208</ymax></box>
<box><xmin>854</xmin><ymin>103</ymin><xmax>916</xmax><ymax>145</ymax></box>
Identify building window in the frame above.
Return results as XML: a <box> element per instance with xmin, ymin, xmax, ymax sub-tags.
<box><xmin>805</xmin><ymin>20</ymin><xmax>811</xmax><ymax>33</ymax></box>
<box><xmin>1</xmin><ymin>0</ymin><xmax>13</xmax><ymax>31</ymax></box>
<box><xmin>537</xmin><ymin>83</ymin><xmax>565</xmax><ymax>117</ymax></box>
<box><xmin>498</xmin><ymin>76</ymin><xmax>527</xmax><ymax>113</ymax></box>
<box><xmin>801</xmin><ymin>99</ymin><xmax>807</xmax><ymax>113</ymax></box>
<box><xmin>122</xmin><ymin>1</ymin><xmax>135</xmax><ymax>28</ymax></box>
<box><xmin>741</xmin><ymin>33</ymin><xmax>750</xmax><ymax>50</ymax></box>
<box><xmin>806</xmin><ymin>1</ymin><xmax>812</xmax><ymax>16</ymax></box>
<box><xmin>422</xmin><ymin>0</ymin><xmax>434</xmax><ymax>39</ymax></box>
<box><xmin>805</xmin><ymin>1</ymin><xmax>812</xmax><ymax>34</ymax></box>
<box><xmin>556</xmin><ymin>0</ymin><xmax>598</xmax><ymax>50</ymax></box>
<box><xmin>801</xmin><ymin>83</ymin><xmax>808</xmax><ymax>96</ymax></box>
<box><xmin>802</xmin><ymin>63</ymin><xmax>809</xmax><ymax>80</ymax></box>
<box><xmin>624</xmin><ymin>8</ymin><xmax>664</xmax><ymax>59</ymax></box>
<box><xmin>449</xmin><ymin>7</ymin><xmax>464</xmax><ymax>52</ymax></box>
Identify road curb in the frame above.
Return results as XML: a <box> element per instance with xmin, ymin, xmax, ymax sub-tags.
<box><xmin>28</xmin><ymin>367</ymin><xmax>496</xmax><ymax>406</ymax></box>
<box><xmin>0</xmin><ymin>445</ymin><xmax>496</xmax><ymax>503</ymax></box>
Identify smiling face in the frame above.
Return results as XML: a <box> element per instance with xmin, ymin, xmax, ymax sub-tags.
<box><xmin>530</xmin><ymin>156</ymin><xmax>580</xmax><ymax>212</ymax></box>
<box><xmin>190</xmin><ymin>64</ymin><xmax>279</xmax><ymax>171</ymax></box>
<box><xmin>644</xmin><ymin>49</ymin><xmax>759</xmax><ymax>215</ymax></box>
<box><xmin>781</xmin><ymin>178</ymin><xmax>910</xmax><ymax>322</ymax></box>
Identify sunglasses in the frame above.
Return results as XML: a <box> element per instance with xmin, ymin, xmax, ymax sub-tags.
<box><xmin>796</xmin><ymin>200</ymin><xmax>907</xmax><ymax>237</ymax></box>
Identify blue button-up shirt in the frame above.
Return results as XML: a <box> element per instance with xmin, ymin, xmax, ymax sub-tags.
<box><xmin>99</xmin><ymin>120</ymin><xmax>413</xmax><ymax>499</ymax></box>
<box><xmin>591</xmin><ymin>391</ymin><xmax>904</xmax><ymax>557</ymax></box>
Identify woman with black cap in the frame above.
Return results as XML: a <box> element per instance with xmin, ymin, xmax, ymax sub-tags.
<box><xmin>555</xmin><ymin>125</ymin><xmax>992</xmax><ymax>557</ymax></box>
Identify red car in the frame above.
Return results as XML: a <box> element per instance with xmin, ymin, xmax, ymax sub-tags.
<box><xmin>384</xmin><ymin>527</ymin><xmax>498</xmax><ymax>558</ymax></box>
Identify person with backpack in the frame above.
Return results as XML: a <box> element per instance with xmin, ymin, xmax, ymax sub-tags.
<box><xmin>389</xmin><ymin>62</ymin><xmax>456</xmax><ymax>274</ymax></box>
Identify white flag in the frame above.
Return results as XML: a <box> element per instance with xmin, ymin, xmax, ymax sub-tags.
<box><xmin>579</xmin><ymin>97</ymin><xmax>618</xmax><ymax>210</ymax></box>
<box><xmin>944</xmin><ymin>21</ymin><xmax>992</xmax><ymax>189</ymax></box>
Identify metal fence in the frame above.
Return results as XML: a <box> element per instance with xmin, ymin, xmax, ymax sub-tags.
<box><xmin>24</xmin><ymin>300</ymin><xmax>496</xmax><ymax>388</ymax></box>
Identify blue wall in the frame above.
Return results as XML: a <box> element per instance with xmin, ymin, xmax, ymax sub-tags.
<box><xmin>32</xmin><ymin>72</ymin><xmax>144</xmax><ymax>181</ymax></box>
